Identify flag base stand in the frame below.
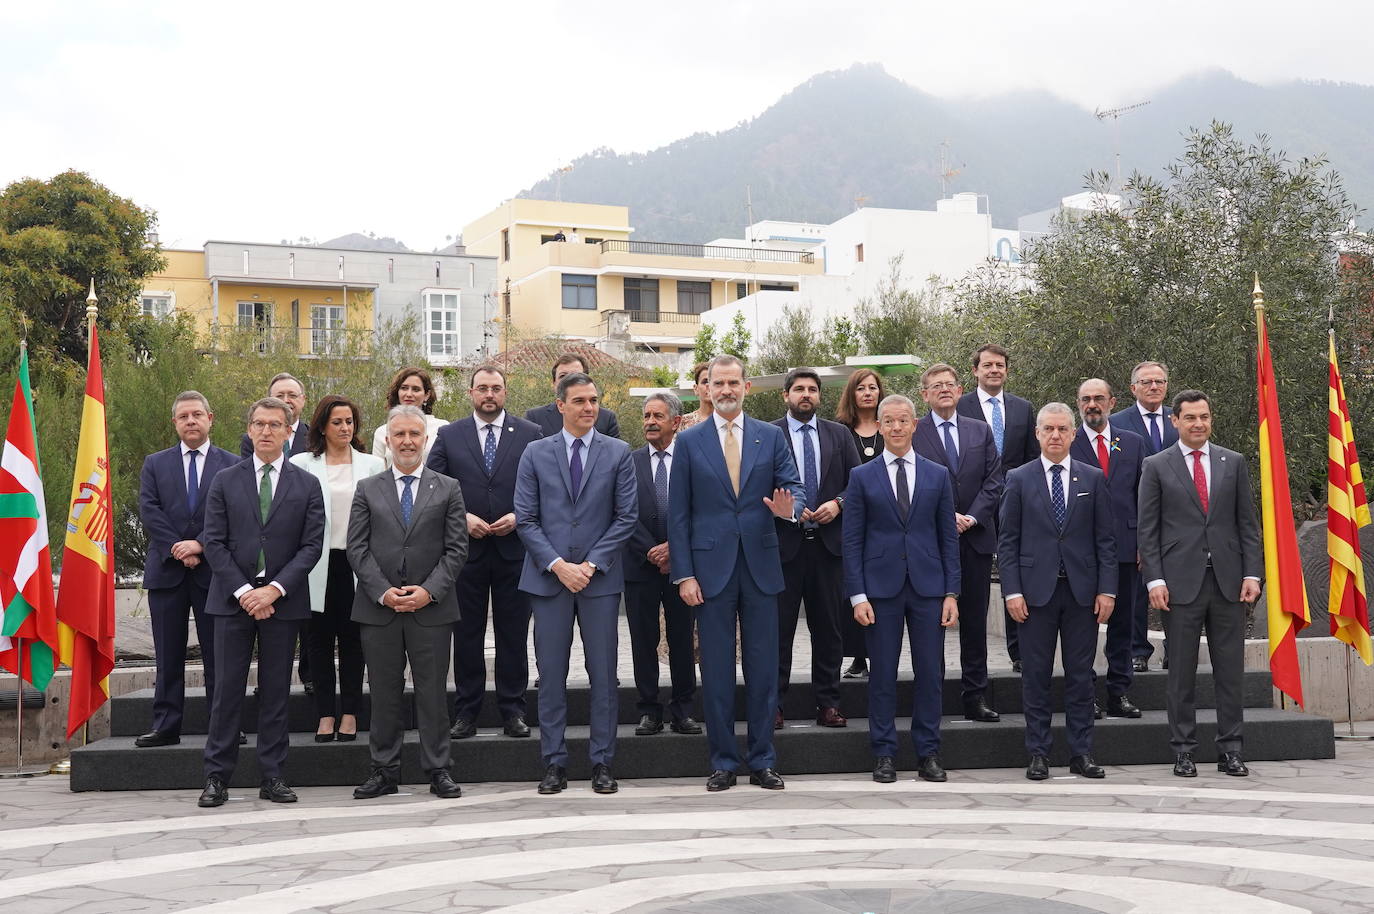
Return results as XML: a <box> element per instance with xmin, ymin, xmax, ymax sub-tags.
<box><xmin>1334</xmin><ymin>731</ymin><xmax>1374</xmax><ymax>741</ymax></box>
<box><xmin>0</xmin><ymin>766</ymin><xmax>48</xmax><ymax>779</ymax></box>
<box><xmin>48</xmin><ymin>758</ymin><xmax>71</xmax><ymax>775</ymax></box>
<box><xmin>1332</xmin><ymin>646</ymin><xmax>1373</xmax><ymax>740</ymax></box>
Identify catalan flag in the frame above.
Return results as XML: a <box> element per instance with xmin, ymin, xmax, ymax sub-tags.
<box><xmin>1327</xmin><ymin>331</ymin><xmax>1372</xmax><ymax>664</ymax></box>
<box><xmin>1256</xmin><ymin>303</ymin><xmax>1309</xmax><ymax>707</ymax></box>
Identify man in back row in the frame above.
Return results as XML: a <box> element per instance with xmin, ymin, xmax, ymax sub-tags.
<box><xmin>525</xmin><ymin>353</ymin><xmax>622</xmax><ymax>439</ymax></box>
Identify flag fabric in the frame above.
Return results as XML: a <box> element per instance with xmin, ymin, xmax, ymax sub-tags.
<box><xmin>0</xmin><ymin>346</ymin><xmax>58</xmax><ymax>690</ymax></box>
<box><xmin>1256</xmin><ymin>309</ymin><xmax>1310</xmax><ymax>707</ymax></box>
<box><xmin>1327</xmin><ymin>332</ymin><xmax>1373</xmax><ymax>664</ymax></box>
<box><xmin>55</xmin><ymin>327</ymin><xmax>116</xmax><ymax>738</ymax></box>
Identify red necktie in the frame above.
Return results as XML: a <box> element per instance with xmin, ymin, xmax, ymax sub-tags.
<box><xmin>1191</xmin><ymin>450</ymin><xmax>1208</xmax><ymax>513</ymax></box>
<box><xmin>1095</xmin><ymin>434</ymin><xmax>1110</xmax><ymax>478</ymax></box>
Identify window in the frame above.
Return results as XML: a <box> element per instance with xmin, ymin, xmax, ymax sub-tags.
<box><xmin>434</xmin><ymin>260</ymin><xmax>441</xmax><ymax>282</ymax></box>
<box><xmin>561</xmin><ymin>274</ymin><xmax>597</xmax><ymax>310</ymax></box>
<box><xmin>855</xmin><ymin>243</ymin><xmax>864</xmax><ymax>263</ymax></box>
<box><xmin>584</xmin><ymin>237</ymin><xmax>602</xmax><ymax>245</ymax></box>
<box><xmin>310</xmin><ymin>304</ymin><xmax>345</xmax><ymax>355</ymax></box>
<box><xmin>288</xmin><ymin>252</ymin><xmax>296</xmax><ymax>278</ymax></box>
<box><xmin>624</xmin><ymin>278</ymin><xmax>659</xmax><ymax>321</ymax></box>
<box><xmin>676</xmin><ymin>280</ymin><xmax>710</xmax><ymax>315</ymax></box>
<box><xmin>501</xmin><ymin>229</ymin><xmax>510</xmax><ymax>262</ymax></box>
<box><xmin>736</xmin><ymin>282</ymin><xmax>748</xmax><ymax>300</ymax></box>
<box><xmin>387</xmin><ymin>258</ymin><xmax>395</xmax><ymax>282</ymax></box>
<box><xmin>760</xmin><ymin>283</ymin><xmax>796</xmax><ymax>292</ymax></box>
<box><xmin>141</xmin><ymin>293</ymin><xmax>173</xmax><ymax>318</ymax></box>
<box><xmin>237</xmin><ymin>301</ymin><xmax>272</xmax><ymax>353</ymax></box>
<box><xmin>424</xmin><ymin>291</ymin><xmax>460</xmax><ymax>360</ymax></box>
<box><xmin>337</xmin><ymin>256</ymin><xmax>345</xmax><ymax>280</ymax></box>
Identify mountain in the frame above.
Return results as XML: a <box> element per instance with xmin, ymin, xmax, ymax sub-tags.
<box><xmin>317</xmin><ymin>233</ymin><xmax>412</xmax><ymax>252</ymax></box>
<box><xmin>519</xmin><ymin>64</ymin><xmax>1374</xmax><ymax>241</ymax></box>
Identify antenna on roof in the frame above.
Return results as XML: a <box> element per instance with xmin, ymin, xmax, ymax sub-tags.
<box><xmin>1094</xmin><ymin>100</ymin><xmax>1151</xmax><ymax>191</ymax></box>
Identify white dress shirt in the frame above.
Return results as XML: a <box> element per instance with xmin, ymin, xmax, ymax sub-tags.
<box><xmin>715</xmin><ymin>412</ymin><xmax>747</xmax><ymax>467</ymax></box>
<box><xmin>933</xmin><ymin>412</ymin><xmax>960</xmax><ymax>455</ymax></box>
<box><xmin>1136</xmin><ymin>400</ymin><xmax>1166</xmax><ymax>433</ymax></box>
<box><xmin>648</xmin><ymin>439</ymin><xmax>676</xmax><ymax>494</ymax></box>
<box><xmin>786</xmin><ymin>413</ymin><xmax>822</xmax><ymax>477</ymax></box>
<box><xmin>181</xmin><ymin>441</ymin><xmax>207</xmax><ymax>491</ymax></box>
<box><xmin>850</xmin><ymin>448</ymin><xmax>918</xmax><ymax>608</ymax></box>
<box><xmin>233</xmin><ymin>452</ymin><xmax>288</xmax><ymax>600</ymax></box>
<box><xmin>1002</xmin><ymin>453</ymin><xmax>1075</xmax><ymax>604</ymax></box>
<box><xmin>977</xmin><ymin>389</ymin><xmax>1004</xmax><ymax>427</ymax></box>
<box><xmin>391</xmin><ymin>462</ymin><xmax>425</xmax><ymax>501</ymax></box>
<box><xmin>476</xmin><ymin>410</ymin><xmax>508</xmax><ymax>452</ymax></box>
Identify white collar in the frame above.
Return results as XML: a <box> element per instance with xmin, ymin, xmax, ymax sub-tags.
<box><xmin>1136</xmin><ymin>401</ymin><xmax>1165</xmax><ymax>418</ymax></box>
<box><xmin>884</xmin><ymin>448</ymin><xmax>913</xmax><ymax>466</ymax></box>
<box><xmin>650</xmin><ymin>440</ymin><xmax>676</xmax><ymax>458</ymax></box>
<box><xmin>180</xmin><ymin>441</ymin><xmax>206</xmax><ymax>457</ymax></box>
<box><xmin>1039</xmin><ymin>454</ymin><xmax>1072</xmax><ymax>473</ymax></box>
<box><xmin>714</xmin><ymin>412</ymin><xmax>743</xmax><ymax>431</ymax></box>
<box><xmin>1177</xmin><ymin>440</ymin><xmax>1210</xmax><ymax>458</ymax></box>
<box><xmin>978</xmin><ymin>388</ymin><xmax>1003</xmax><ymax>404</ymax></box>
<box><xmin>252</xmin><ymin>453</ymin><xmax>284</xmax><ymax>475</ymax></box>
<box><xmin>392</xmin><ymin>464</ymin><xmax>424</xmax><ymax>481</ymax></box>
<box><xmin>477</xmin><ymin>411</ymin><xmax>507</xmax><ymax>429</ymax></box>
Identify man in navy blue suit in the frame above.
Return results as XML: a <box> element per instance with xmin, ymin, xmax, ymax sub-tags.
<box><xmin>427</xmin><ymin>365</ymin><xmax>543</xmax><ymax>740</ymax></box>
<box><xmin>999</xmin><ymin>403</ymin><xmax>1117</xmax><ymax>782</ymax></box>
<box><xmin>844</xmin><ymin>394</ymin><xmax>960</xmax><ymax>784</ymax></box>
<box><xmin>914</xmin><ymin>363</ymin><xmax>1003</xmax><ymax>723</ymax></box>
<box><xmin>670</xmin><ymin>354</ymin><xmax>804</xmax><ymax>792</ymax></box>
<box><xmin>135</xmin><ymin>391</ymin><xmax>238</xmax><ymax>748</ymax></box>
<box><xmin>524</xmin><ymin>353</ymin><xmax>622</xmax><ymax>439</ymax></box>
<box><xmin>198</xmin><ymin>396</ymin><xmax>325</xmax><ymax>807</ymax></box>
<box><xmin>1072</xmin><ymin>379</ymin><xmax>1145</xmax><ymax>719</ymax></box>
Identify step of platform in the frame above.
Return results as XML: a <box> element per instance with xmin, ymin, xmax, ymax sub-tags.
<box><xmin>70</xmin><ymin>707</ymin><xmax>1335</xmax><ymax>791</ymax></box>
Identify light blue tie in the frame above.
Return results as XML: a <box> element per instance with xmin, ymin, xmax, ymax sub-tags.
<box><xmin>989</xmin><ymin>397</ymin><xmax>1005</xmax><ymax>456</ymax></box>
<box><xmin>400</xmin><ymin>475</ymin><xmax>415</xmax><ymax>525</ymax></box>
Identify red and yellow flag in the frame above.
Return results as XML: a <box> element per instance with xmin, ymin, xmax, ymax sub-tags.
<box><xmin>1327</xmin><ymin>332</ymin><xmax>1373</xmax><ymax>664</ymax></box>
<box><xmin>55</xmin><ymin>327</ymin><xmax>116</xmax><ymax>738</ymax></box>
<box><xmin>1256</xmin><ymin>305</ymin><xmax>1309</xmax><ymax>707</ymax></box>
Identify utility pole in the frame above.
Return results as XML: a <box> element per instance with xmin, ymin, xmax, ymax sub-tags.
<box><xmin>554</xmin><ymin>165</ymin><xmax>573</xmax><ymax>201</ymax></box>
<box><xmin>1094</xmin><ymin>100</ymin><xmax>1151</xmax><ymax>191</ymax></box>
<box><xmin>938</xmin><ymin>140</ymin><xmax>963</xmax><ymax>199</ymax></box>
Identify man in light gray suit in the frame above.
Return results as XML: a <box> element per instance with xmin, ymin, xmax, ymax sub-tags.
<box><xmin>1138</xmin><ymin>390</ymin><xmax>1262</xmax><ymax>779</ymax></box>
<box><xmin>347</xmin><ymin>405</ymin><xmax>469</xmax><ymax>800</ymax></box>
<box><xmin>515</xmin><ymin>372</ymin><xmax>638</xmax><ymax>796</ymax></box>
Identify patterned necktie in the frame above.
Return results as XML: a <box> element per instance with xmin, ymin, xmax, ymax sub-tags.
<box><xmin>1148</xmin><ymin>413</ymin><xmax>1163</xmax><ymax>451</ymax></box>
<box><xmin>400</xmin><ymin>475</ymin><xmax>416</xmax><ymax>525</ymax></box>
<box><xmin>653</xmin><ymin>450</ymin><xmax>669</xmax><ymax>540</ymax></box>
<box><xmin>483</xmin><ymin>423</ymin><xmax>498</xmax><ymax>474</ymax></box>
<box><xmin>1050</xmin><ymin>464</ymin><xmax>1066</xmax><ymax>530</ymax></box>
<box><xmin>256</xmin><ymin>463</ymin><xmax>273</xmax><ymax>574</ymax></box>
<box><xmin>800</xmin><ymin>424</ymin><xmax>818</xmax><ymax>515</ymax></box>
<box><xmin>570</xmin><ymin>438</ymin><xmax>584</xmax><ymax>501</ymax></box>
<box><xmin>1096</xmin><ymin>433</ymin><xmax>1110</xmax><ymax>478</ymax></box>
<box><xmin>723</xmin><ymin>421</ymin><xmax>741</xmax><ymax>496</ymax></box>
<box><xmin>941</xmin><ymin>420</ymin><xmax>961</xmax><ymax>474</ymax></box>
<box><xmin>895</xmin><ymin>455</ymin><xmax>910</xmax><ymax>522</ymax></box>
<box><xmin>989</xmin><ymin>397</ymin><xmax>1005</xmax><ymax>456</ymax></box>
<box><xmin>186</xmin><ymin>449</ymin><xmax>199</xmax><ymax>513</ymax></box>
<box><xmin>1191</xmin><ymin>450</ymin><xmax>1209</xmax><ymax>513</ymax></box>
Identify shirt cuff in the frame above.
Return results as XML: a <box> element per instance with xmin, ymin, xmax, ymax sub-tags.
<box><xmin>270</xmin><ymin>581</ymin><xmax>286</xmax><ymax>598</ymax></box>
<box><xmin>232</xmin><ymin>583</ymin><xmax>250</xmax><ymax>599</ymax></box>
<box><xmin>547</xmin><ymin>558</ymin><xmax>560</xmax><ymax>572</ymax></box>
<box><xmin>1146</xmin><ymin>579</ymin><xmax>1166</xmax><ymax>591</ymax></box>
<box><xmin>672</xmin><ymin>576</ymin><xmax>694</xmax><ymax>585</ymax></box>
<box><xmin>850</xmin><ymin>593</ymin><xmax>868</xmax><ymax>607</ymax></box>
<box><xmin>1004</xmin><ymin>593</ymin><xmax>1022</xmax><ymax>602</ymax></box>
<box><xmin>1243</xmin><ymin>576</ymin><xmax>1261</xmax><ymax>582</ymax></box>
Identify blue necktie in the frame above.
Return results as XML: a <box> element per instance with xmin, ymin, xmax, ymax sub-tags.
<box><xmin>482</xmin><ymin>423</ymin><xmax>498</xmax><ymax>474</ymax></box>
<box><xmin>570</xmin><ymin>438</ymin><xmax>584</xmax><ymax>501</ymax></box>
<box><xmin>1050</xmin><ymin>464</ymin><xmax>1066</xmax><ymax>530</ymax></box>
<box><xmin>1147</xmin><ymin>412</ymin><xmax>1163</xmax><ymax>452</ymax></box>
<box><xmin>941</xmin><ymin>421</ymin><xmax>961</xmax><ymax>474</ymax></box>
<box><xmin>186</xmin><ymin>449</ymin><xmax>199</xmax><ymax>513</ymax></box>
<box><xmin>400</xmin><ymin>475</ymin><xmax>415</xmax><ymax>525</ymax></box>
<box><xmin>653</xmin><ymin>450</ymin><xmax>669</xmax><ymax>541</ymax></box>
<box><xmin>988</xmin><ymin>397</ymin><xmax>1005</xmax><ymax>456</ymax></box>
<box><xmin>800</xmin><ymin>424</ymin><xmax>818</xmax><ymax>517</ymax></box>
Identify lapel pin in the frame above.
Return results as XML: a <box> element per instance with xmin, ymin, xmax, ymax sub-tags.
<box><xmin>1220</xmin><ymin>455</ymin><xmax>1226</xmax><ymax>461</ymax></box>
<box><xmin>508</xmin><ymin>426</ymin><xmax>514</xmax><ymax>432</ymax></box>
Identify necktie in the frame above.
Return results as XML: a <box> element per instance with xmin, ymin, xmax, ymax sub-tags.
<box><xmin>1148</xmin><ymin>413</ymin><xmax>1163</xmax><ymax>451</ymax></box>
<box><xmin>1191</xmin><ymin>450</ymin><xmax>1208</xmax><ymax>513</ymax></box>
<box><xmin>895</xmin><ymin>456</ymin><xmax>910</xmax><ymax>522</ymax></box>
<box><xmin>723</xmin><ymin>421</ymin><xmax>741</xmax><ymax>496</ymax></box>
<box><xmin>653</xmin><ymin>450</ymin><xmax>669</xmax><ymax>540</ymax></box>
<box><xmin>800</xmin><ymin>424</ymin><xmax>818</xmax><ymax>516</ymax></box>
<box><xmin>256</xmin><ymin>463</ymin><xmax>273</xmax><ymax>575</ymax></box>
<box><xmin>989</xmin><ymin>397</ymin><xmax>1005</xmax><ymax>455</ymax></box>
<box><xmin>1096</xmin><ymin>434</ymin><xmax>1110</xmax><ymax>478</ymax></box>
<box><xmin>186</xmin><ymin>449</ymin><xmax>199</xmax><ymax>513</ymax></box>
<box><xmin>400</xmin><ymin>475</ymin><xmax>415</xmax><ymax>525</ymax></box>
<box><xmin>941</xmin><ymin>420</ymin><xmax>961</xmax><ymax>474</ymax></box>
<box><xmin>483</xmin><ymin>423</ymin><xmax>498</xmax><ymax>474</ymax></box>
<box><xmin>1050</xmin><ymin>464</ymin><xmax>1066</xmax><ymax>530</ymax></box>
<box><xmin>570</xmin><ymin>438</ymin><xmax>584</xmax><ymax>501</ymax></box>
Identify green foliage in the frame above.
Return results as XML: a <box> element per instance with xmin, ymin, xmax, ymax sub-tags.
<box><xmin>691</xmin><ymin>321</ymin><xmax>719</xmax><ymax>362</ymax></box>
<box><xmin>824</xmin><ymin>315</ymin><xmax>861</xmax><ymax>362</ymax></box>
<box><xmin>647</xmin><ymin>365</ymin><xmax>678</xmax><ymax>388</ymax></box>
<box><xmin>755</xmin><ymin>305</ymin><xmax>824</xmax><ymax>374</ymax></box>
<box><xmin>720</xmin><ymin>311</ymin><xmax>753</xmax><ymax>360</ymax></box>
<box><xmin>854</xmin><ymin>255</ymin><xmax>943</xmax><ymax>358</ymax></box>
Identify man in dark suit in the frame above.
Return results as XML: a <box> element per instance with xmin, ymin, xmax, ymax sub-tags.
<box><xmin>135</xmin><ymin>391</ymin><xmax>238</xmax><ymax>747</ymax></box>
<box><xmin>999</xmin><ymin>402</ymin><xmax>1117</xmax><ymax>782</ymax></box>
<box><xmin>914</xmin><ymin>363</ymin><xmax>1003</xmax><ymax>723</ymax></box>
<box><xmin>198</xmin><ymin>396</ymin><xmax>325</xmax><ymax>807</ymax></box>
<box><xmin>670</xmin><ymin>355</ymin><xmax>804</xmax><ymax>792</ymax></box>
<box><xmin>623</xmin><ymin>392</ymin><xmax>700</xmax><ymax>737</ymax></box>
<box><xmin>1138</xmin><ymin>390</ymin><xmax>1262</xmax><ymax>778</ymax></box>
<box><xmin>349</xmin><ymin>406</ymin><xmax>469</xmax><ymax>800</ymax></box>
<box><xmin>1111</xmin><ymin>360</ymin><xmax>1179</xmax><ymax>671</ymax></box>
<box><xmin>515</xmin><ymin>372</ymin><xmax>638</xmax><ymax>795</ymax></box>
<box><xmin>427</xmin><ymin>365</ymin><xmax>543</xmax><ymax>740</ymax></box>
<box><xmin>1072</xmin><ymin>379</ymin><xmax>1145</xmax><ymax>719</ymax></box>
<box><xmin>844</xmin><ymin>394</ymin><xmax>960</xmax><ymax>784</ymax></box>
<box><xmin>524</xmin><ymin>353</ymin><xmax>621</xmax><ymax>438</ymax></box>
<box><xmin>773</xmin><ymin>368</ymin><xmax>860</xmax><ymax>729</ymax></box>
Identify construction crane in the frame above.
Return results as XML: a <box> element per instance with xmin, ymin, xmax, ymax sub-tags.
<box><xmin>1094</xmin><ymin>100</ymin><xmax>1151</xmax><ymax>191</ymax></box>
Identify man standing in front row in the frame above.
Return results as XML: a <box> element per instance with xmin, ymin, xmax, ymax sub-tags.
<box><xmin>349</xmin><ymin>406</ymin><xmax>469</xmax><ymax>800</ymax></box>
<box><xmin>999</xmin><ymin>403</ymin><xmax>1116</xmax><ymax>782</ymax></box>
<box><xmin>670</xmin><ymin>355</ymin><xmax>804</xmax><ymax>792</ymax></box>
<box><xmin>198</xmin><ymin>397</ymin><xmax>324</xmax><ymax>807</ymax></box>
<box><xmin>515</xmin><ymin>372</ymin><xmax>638</xmax><ymax>795</ymax></box>
<box><xmin>1137</xmin><ymin>390</ymin><xmax>1261</xmax><ymax>778</ymax></box>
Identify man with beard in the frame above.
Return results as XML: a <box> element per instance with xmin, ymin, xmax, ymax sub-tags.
<box><xmin>428</xmin><ymin>366</ymin><xmax>544</xmax><ymax>739</ymax></box>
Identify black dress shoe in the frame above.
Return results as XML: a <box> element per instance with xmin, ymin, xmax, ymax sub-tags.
<box><xmin>449</xmin><ymin>717</ymin><xmax>476</xmax><ymax>740</ymax></box>
<box><xmin>1093</xmin><ymin>700</ymin><xmax>1104</xmax><ymax>720</ymax></box>
<box><xmin>917</xmin><ymin>755</ymin><xmax>947</xmax><ymax>782</ymax></box>
<box><xmin>303</xmin><ymin>681</ymin><xmax>314</xmax><ymax>696</ymax></box>
<box><xmin>592</xmin><ymin>763</ymin><xmax>618</xmax><ymax>794</ymax></box>
<box><xmin>706</xmin><ymin>769</ymin><xmax>736</xmax><ymax>791</ymax></box>
<box><xmin>1217</xmin><ymin>751</ymin><xmax>1249</xmax><ymax>777</ymax></box>
<box><xmin>773</xmin><ymin>709</ymin><xmax>784</xmax><ymax>730</ymax></box>
<box><xmin>354</xmin><ymin>772</ymin><xmax>398</xmax><ymax>799</ymax></box>
<box><xmin>1026</xmin><ymin>755</ymin><xmax>1050</xmax><ymax>781</ymax></box>
<box><xmin>259</xmin><ymin>777</ymin><xmax>297</xmax><ymax>803</ymax></box>
<box><xmin>198</xmin><ymin>775</ymin><xmax>227</xmax><ymax>808</ymax></box>
<box><xmin>670</xmin><ymin>717</ymin><xmax>702</xmax><ymax>734</ymax></box>
<box><xmin>314</xmin><ymin>730</ymin><xmax>335</xmax><ymax>743</ymax></box>
<box><xmin>816</xmin><ymin>707</ymin><xmax>847</xmax><ymax>727</ymax></box>
<box><xmin>1106</xmin><ymin>695</ymin><xmax>1142</xmax><ymax>719</ymax></box>
<box><xmin>843</xmin><ymin>658</ymin><xmax>868</xmax><ymax>679</ymax></box>
<box><xmin>135</xmin><ymin>730</ymin><xmax>179</xmax><ymax>748</ymax></box>
<box><xmin>1132</xmin><ymin>656</ymin><xmax>1149</xmax><ymax>673</ymax></box>
<box><xmin>430</xmin><ymin>769</ymin><xmax>463</xmax><ymax>798</ymax></box>
<box><xmin>1069</xmin><ymin>754</ymin><xmax>1106</xmax><ymax>778</ymax></box>
<box><xmin>749</xmin><ymin>767</ymin><xmax>785</xmax><ymax>790</ymax></box>
<box><xmin>872</xmin><ymin>756</ymin><xmax>896</xmax><ymax>783</ymax></box>
<box><xmin>238</xmin><ymin>731</ymin><xmax>248</xmax><ymax>745</ymax></box>
<box><xmin>963</xmin><ymin>697</ymin><xmax>1000</xmax><ymax>723</ymax></box>
<box><xmin>635</xmin><ymin>715</ymin><xmax>664</xmax><ymax>736</ymax></box>
<box><xmin>1173</xmin><ymin>752</ymin><xmax>1197</xmax><ymax>777</ymax></box>
<box><xmin>503</xmin><ymin>716</ymin><xmax>531</xmax><ymax>738</ymax></box>
<box><xmin>537</xmin><ymin>764</ymin><xmax>567</xmax><ymax>795</ymax></box>
<box><xmin>1012</xmin><ymin>660</ymin><xmax>1023</xmax><ymax>673</ymax></box>
<box><xmin>1161</xmin><ymin>657</ymin><xmax>1169</xmax><ymax>670</ymax></box>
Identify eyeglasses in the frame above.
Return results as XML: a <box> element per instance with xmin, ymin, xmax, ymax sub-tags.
<box><xmin>472</xmin><ymin>385</ymin><xmax>505</xmax><ymax>395</ymax></box>
<box><xmin>923</xmin><ymin>381</ymin><xmax>958</xmax><ymax>392</ymax></box>
<box><xmin>1135</xmin><ymin>379</ymin><xmax>1168</xmax><ymax>387</ymax></box>
<box><xmin>250</xmin><ymin>420</ymin><xmax>286</xmax><ymax>432</ymax></box>
<box><xmin>1079</xmin><ymin>395</ymin><xmax>1111</xmax><ymax>404</ymax></box>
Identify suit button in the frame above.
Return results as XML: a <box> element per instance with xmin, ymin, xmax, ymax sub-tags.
<box><xmin>573</xmin><ymin>521</ymin><xmax>580</xmax><ymax>527</ymax></box>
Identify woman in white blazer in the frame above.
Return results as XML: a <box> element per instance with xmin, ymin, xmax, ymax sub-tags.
<box><xmin>291</xmin><ymin>395</ymin><xmax>385</xmax><ymax>741</ymax></box>
<box><xmin>371</xmin><ymin>367</ymin><xmax>446</xmax><ymax>468</ymax></box>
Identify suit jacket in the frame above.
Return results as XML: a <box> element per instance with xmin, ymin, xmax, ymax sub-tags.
<box><xmin>625</xmin><ymin>444</ymin><xmax>672</xmax><ymax>583</ymax></box>
<box><xmin>668</xmin><ymin>415</ymin><xmax>804</xmax><ymax>598</ymax></box>
<box><xmin>346</xmin><ymin>468</ymin><xmax>468</xmax><ymax>627</ymax></box>
<box><xmin>842</xmin><ymin>452</ymin><xmax>960</xmax><ymax>601</ymax></box>
<box><xmin>427</xmin><ymin>414</ymin><xmax>543</xmax><ymax>563</ymax></box>
<box><xmin>1137</xmin><ymin>443</ymin><xmax>1262</xmax><ymax>605</ymax></box>
<box><xmin>239</xmin><ymin>422</ymin><xmax>310</xmax><ymax>459</ymax></box>
<box><xmin>772</xmin><ymin>416</ymin><xmax>860</xmax><ymax>560</ymax></box>
<box><xmin>524</xmin><ymin>402</ymin><xmax>621</xmax><ymax>439</ymax></box>
<box><xmin>514</xmin><ymin>431</ymin><xmax>638</xmax><ymax>598</ymax></box>
<box><xmin>1070</xmin><ymin>424</ymin><xmax>1144</xmax><ymax>559</ymax></box>
<box><xmin>289</xmin><ymin>449</ymin><xmax>387</xmax><ymax>613</ymax></box>
<box><xmin>1111</xmin><ymin>403</ymin><xmax>1178</xmax><ymax>455</ymax></box>
<box><xmin>201</xmin><ymin>456</ymin><xmax>325</xmax><ymax>621</ymax></box>
<box><xmin>138</xmin><ymin>443</ymin><xmax>239</xmax><ymax>590</ymax></box>
<box><xmin>913</xmin><ymin>412</ymin><xmax>1004</xmax><ymax>555</ymax></box>
<box><xmin>998</xmin><ymin>459</ymin><xmax>1117</xmax><ymax>607</ymax></box>
<box><xmin>957</xmin><ymin>389</ymin><xmax>1039</xmax><ymax>470</ymax></box>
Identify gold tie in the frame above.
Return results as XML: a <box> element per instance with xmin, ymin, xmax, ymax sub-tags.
<box><xmin>723</xmin><ymin>420</ymin><xmax>741</xmax><ymax>496</ymax></box>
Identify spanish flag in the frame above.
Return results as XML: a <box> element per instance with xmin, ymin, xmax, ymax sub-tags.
<box><xmin>1256</xmin><ymin>303</ymin><xmax>1309</xmax><ymax>707</ymax></box>
<box><xmin>1328</xmin><ymin>332</ymin><xmax>1373</xmax><ymax>664</ymax></box>
<box><xmin>55</xmin><ymin>327</ymin><xmax>116</xmax><ymax>738</ymax></box>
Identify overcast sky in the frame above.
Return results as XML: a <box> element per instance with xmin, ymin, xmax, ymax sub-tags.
<box><xmin>2</xmin><ymin>0</ymin><xmax>1371</xmax><ymax>251</ymax></box>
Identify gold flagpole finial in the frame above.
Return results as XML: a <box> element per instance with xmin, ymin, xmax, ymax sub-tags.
<box><xmin>85</xmin><ymin>278</ymin><xmax>98</xmax><ymax>342</ymax></box>
<box><xmin>1252</xmin><ymin>272</ymin><xmax>1264</xmax><ymax>313</ymax></box>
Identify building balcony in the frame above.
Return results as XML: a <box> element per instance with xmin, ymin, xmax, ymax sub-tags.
<box><xmin>205</xmin><ymin>323</ymin><xmax>374</xmax><ymax>358</ymax></box>
<box><xmin>598</xmin><ymin>240</ymin><xmax>815</xmax><ymax>265</ymax></box>
<box><xmin>600</xmin><ymin>309</ymin><xmax>701</xmax><ymax>325</ymax></box>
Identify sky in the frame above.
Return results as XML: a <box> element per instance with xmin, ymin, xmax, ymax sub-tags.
<box><xmin>3</xmin><ymin>0</ymin><xmax>1372</xmax><ymax>252</ymax></box>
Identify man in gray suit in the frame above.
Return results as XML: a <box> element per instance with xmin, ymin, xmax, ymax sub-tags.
<box><xmin>1138</xmin><ymin>390</ymin><xmax>1262</xmax><ymax>779</ymax></box>
<box><xmin>347</xmin><ymin>405</ymin><xmax>469</xmax><ymax>800</ymax></box>
<box><xmin>515</xmin><ymin>372</ymin><xmax>638</xmax><ymax>796</ymax></box>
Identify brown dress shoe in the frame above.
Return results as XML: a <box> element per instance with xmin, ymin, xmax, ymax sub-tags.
<box><xmin>816</xmin><ymin>707</ymin><xmax>847</xmax><ymax>728</ymax></box>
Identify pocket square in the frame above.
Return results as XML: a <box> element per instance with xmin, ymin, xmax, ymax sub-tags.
<box><xmin>1076</xmin><ymin>491</ymin><xmax>1090</xmax><ymax>497</ymax></box>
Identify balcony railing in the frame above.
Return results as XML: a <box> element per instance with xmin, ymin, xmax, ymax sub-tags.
<box><xmin>599</xmin><ymin>239</ymin><xmax>815</xmax><ymax>264</ymax></box>
<box><xmin>600</xmin><ymin>309</ymin><xmax>701</xmax><ymax>325</ymax></box>
<box><xmin>207</xmin><ymin>324</ymin><xmax>374</xmax><ymax>357</ymax></box>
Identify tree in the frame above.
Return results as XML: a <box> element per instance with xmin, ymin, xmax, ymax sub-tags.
<box><xmin>720</xmin><ymin>310</ymin><xmax>753</xmax><ymax>360</ymax></box>
<box><xmin>824</xmin><ymin>314</ymin><xmax>861</xmax><ymax>362</ymax></box>
<box><xmin>691</xmin><ymin>321</ymin><xmax>719</xmax><ymax>362</ymax></box>
<box><xmin>755</xmin><ymin>304</ymin><xmax>826</xmax><ymax>374</ymax></box>
<box><xmin>854</xmin><ymin>254</ymin><xmax>939</xmax><ymax>357</ymax></box>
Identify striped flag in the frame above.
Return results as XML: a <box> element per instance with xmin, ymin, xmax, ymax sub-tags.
<box><xmin>1256</xmin><ymin>306</ymin><xmax>1309</xmax><ymax>707</ymax></box>
<box><xmin>1327</xmin><ymin>332</ymin><xmax>1373</xmax><ymax>664</ymax></box>
<box><xmin>55</xmin><ymin>327</ymin><xmax>116</xmax><ymax>738</ymax></box>
<box><xmin>0</xmin><ymin>345</ymin><xmax>58</xmax><ymax>689</ymax></box>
